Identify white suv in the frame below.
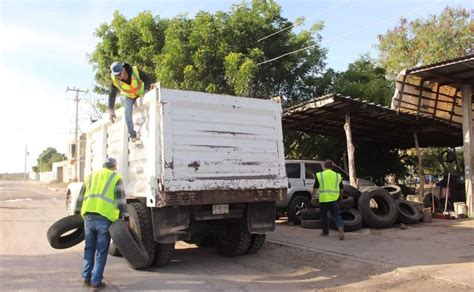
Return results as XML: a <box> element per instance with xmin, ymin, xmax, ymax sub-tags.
<box><xmin>276</xmin><ymin>160</ymin><xmax>375</xmax><ymax>224</ymax></box>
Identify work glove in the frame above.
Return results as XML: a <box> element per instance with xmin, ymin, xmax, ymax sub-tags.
<box><xmin>108</xmin><ymin>109</ymin><xmax>116</xmax><ymax>123</ymax></box>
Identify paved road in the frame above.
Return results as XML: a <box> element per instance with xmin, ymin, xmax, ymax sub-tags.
<box><xmin>1</xmin><ymin>180</ymin><xmax>472</xmax><ymax>291</ymax></box>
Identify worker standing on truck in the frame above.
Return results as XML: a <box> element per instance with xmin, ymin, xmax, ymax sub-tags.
<box><xmin>108</xmin><ymin>61</ymin><xmax>155</xmax><ymax>142</ymax></box>
<box><xmin>74</xmin><ymin>157</ymin><xmax>129</xmax><ymax>291</ymax></box>
<box><xmin>312</xmin><ymin>160</ymin><xmax>345</xmax><ymax>240</ymax></box>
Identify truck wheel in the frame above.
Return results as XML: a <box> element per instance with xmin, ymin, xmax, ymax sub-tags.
<box><xmin>108</xmin><ymin>240</ymin><xmax>122</xmax><ymax>257</ymax></box>
<box><xmin>301</xmin><ymin>219</ymin><xmax>321</xmax><ymax>229</ymax></box>
<box><xmin>47</xmin><ymin>215</ymin><xmax>84</xmax><ymax>249</ymax></box>
<box><xmin>246</xmin><ymin>234</ymin><xmax>266</xmax><ymax>254</ymax></box>
<box><xmin>217</xmin><ymin>220</ymin><xmax>251</xmax><ymax>257</ymax></box>
<box><xmin>153</xmin><ymin>243</ymin><xmax>175</xmax><ymax>267</ymax></box>
<box><xmin>109</xmin><ymin>220</ymin><xmax>149</xmax><ymax>269</ymax></box>
<box><xmin>357</xmin><ymin>187</ymin><xmax>398</xmax><ymax>228</ymax></box>
<box><xmin>395</xmin><ymin>199</ymin><xmax>420</xmax><ymax>224</ymax></box>
<box><xmin>128</xmin><ymin>202</ymin><xmax>156</xmax><ymax>267</ymax></box>
<box><xmin>288</xmin><ymin>195</ymin><xmax>312</xmax><ymax>225</ymax></box>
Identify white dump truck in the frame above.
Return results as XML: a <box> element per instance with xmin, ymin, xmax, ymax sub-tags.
<box><xmin>66</xmin><ymin>84</ymin><xmax>287</xmax><ymax>267</ymax></box>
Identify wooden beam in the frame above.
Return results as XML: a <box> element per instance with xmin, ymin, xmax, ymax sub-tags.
<box><xmin>461</xmin><ymin>85</ymin><xmax>473</xmax><ymax>217</ymax></box>
<box><xmin>413</xmin><ymin>131</ymin><xmax>425</xmax><ymax>198</ymax></box>
<box><xmin>344</xmin><ymin>113</ymin><xmax>358</xmax><ymax>187</ymax></box>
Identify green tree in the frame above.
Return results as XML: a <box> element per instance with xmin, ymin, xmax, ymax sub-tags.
<box><xmin>36</xmin><ymin>147</ymin><xmax>66</xmax><ymax>172</ymax></box>
<box><xmin>377</xmin><ymin>6</ymin><xmax>471</xmax><ymax>78</ymax></box>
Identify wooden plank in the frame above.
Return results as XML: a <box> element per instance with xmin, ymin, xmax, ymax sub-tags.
<box><xmin>344</xmin><ymin>113</ymin><xmax>358</xmax><ymax>187</ymax></box>
<box><xmin>413</xmin><ymin>131</ymin><xmax>425</xmax><ymax>197</ymax></box>
<box><xmin>461</xmin><ymin>85</ymin><xmax>473</xmax><ymax>217</ymax></box>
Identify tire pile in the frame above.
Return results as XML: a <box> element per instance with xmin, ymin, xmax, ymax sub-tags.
<box><xmin>300</xmin><ymin>184</ymin><xmax>423</xmax><ymax>232</ymax></box>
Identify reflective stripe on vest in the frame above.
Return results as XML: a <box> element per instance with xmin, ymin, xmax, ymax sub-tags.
<box><xmin>316</xmin><ymin>169</ymin><xmax>341</xmax><ymax>203</ymax></box>
<box><xmin>81</xmin><ymin>168</ymin><xmax>121</xmax><ymax>222</ymax></box>
<box><xmin>111</xmin><ymin>65</ymin><xmax>145</xmax><ymax>99</ymax></box>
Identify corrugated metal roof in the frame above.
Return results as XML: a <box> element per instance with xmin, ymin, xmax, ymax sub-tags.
<box><xmin>282</xmin><ymin>94</ymin><xmax>463</xmax><ymax>148</ymax></box>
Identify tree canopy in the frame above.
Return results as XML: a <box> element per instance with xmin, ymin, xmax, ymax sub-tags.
<box><xmin>36</xmin><ymin>147</ymin><xmax>66</xmax><ymax>172</ymax></box>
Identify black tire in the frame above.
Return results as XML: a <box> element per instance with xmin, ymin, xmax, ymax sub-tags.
<box><xmin>343</xmin><ymin>184</ymin><xmax>361</xmax><ymax>200</ymax></box>
<box><xmin>357</xmin><ymin>187</ymin><xmax>398</xmax><ymax>228</ymax></box>
<box><xmin>288</xmin><ymin>195</ymin><xmax>312</xmax><ymax>225</ymax></box>
<box><xmin>300</xmin><ymin>208</ymin><xmax>320</xmax><ymax>220</ymax></box>
<box><xmin>382</xmin><ymin>185</ymin><xmax>402</xmax><ymax>199</ymax></box>
<box><xmin>339</xmin><ymin>194</ymin><xmax>355</xmax><ymax>210</ymax></box>
<box><xmin>217</xmin><ymin>220</ymin><xmax>251</xmax><ymax>257</ymax></box>
<box><xmin>153</xmin><ymin>243</ymin><xmax>175</xmax><ymax>267</ymax></box>
<box><xmin>301</xmin><ymin>219</ymin><xmax>321</xmax><ymax>229</ymax></box>
<box><xmin>399</xmin><ymin>184</ymin><xmax>416</xmax><ymax>196</ymax></box>
<box><xmin>246</xmin><ymin>234</ymin><xmax>266</xmax><ymax>254</ymax></box>
<box><xmin>47</xmin><ymin>215</ymin><xmax>84</xmax><ymax>249</ymax></box>
<box><xmin>128</xmin><ymin>202</ymin><xmax>156</xmax><ymax>267</ymax></box>
<box><xmin>195</xmin><ymin>234</ymin><xmax>216</xmax><ymax>248</ymax></box>
<box><xmin>395</xmin><ymin>199</ymin><xmax>420</xmax><ymax>224</ymax></box>
<box><xmin>329</xmin><ymin>208</ymin><xmax>362</xmax><ymax>232</ymax></box>
<box><xmin>423</xmin><ymin>193</ymin><xmax>441</xmax><ymax>212</ymax></box>
<box><xmin>108</xmin><ymin>240</ymin><xmax>122</xmax><ymax>257</ymax></box>
<box><xmin>109</xmin><ymin>220</ymin><xmax>149</xmax><ymax>269</ymax></box>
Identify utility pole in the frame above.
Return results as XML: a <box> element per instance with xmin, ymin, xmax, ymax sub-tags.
<box><xmin>66</xmin><ymin>87</ymin><xmax>88</xmax><ymax>182</ymax></box>
<box><xmin>24</xmin><ymin>144</ymin><xmax>28</xmax><ymax>181</ymax></box>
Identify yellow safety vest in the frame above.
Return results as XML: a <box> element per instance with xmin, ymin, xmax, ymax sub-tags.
<box><xmin>316</xmin><ymin>169</ymin><xmax>342</xmax><ymax>203</ymax></box>
<box><xmin>111</xmin><ymin>65</ymin><xmax>145</xmax><ymax>99</ymax></box>
<box><xmin>81</xmin><ymin>168</ymin><xmax>122</xmax><ymax>222</ymax></box>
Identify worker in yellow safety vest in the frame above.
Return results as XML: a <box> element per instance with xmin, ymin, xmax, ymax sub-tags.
<box><xmin>312</xmin><ymin>160</ymin><xmax>345</xmax><ymax>240</ymax></box>
<box><xmin>108</xmin><ymin>62</ymin><xmax>155</xmax><ymax>142</ymax></box>
<box><xmin>74</xmin><ymin>157</ymin><xmax>129</xmax><ymax>290</ymax></box>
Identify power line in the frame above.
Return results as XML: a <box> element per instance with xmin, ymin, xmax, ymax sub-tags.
<box><xmin>257</xmin><ymin>0</ymin><xmax>443</xmax><ymax>66</ymax></box>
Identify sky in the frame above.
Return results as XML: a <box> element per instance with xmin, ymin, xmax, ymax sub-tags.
<box><xmin>0</xmin><ymin>0</ymin><xmax>470</xmax><ymax>173</ymax></box>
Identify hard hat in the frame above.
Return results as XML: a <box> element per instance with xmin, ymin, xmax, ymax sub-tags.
<box><xmin>110</xmin><ymin>62</ymin><xmax>124</xmax><ymax>76</ymax></box>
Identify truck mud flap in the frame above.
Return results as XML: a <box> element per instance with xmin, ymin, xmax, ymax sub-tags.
<box><xmin>247</xmin><ymin>201</ymin><xmax>275</xmax><ymax>234</ymax></box>
<box><xmin>151</xmin><ymin>206</ymin><xmax>190</xmax><ymax>243</ymax></box>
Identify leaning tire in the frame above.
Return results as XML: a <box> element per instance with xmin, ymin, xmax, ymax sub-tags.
<box><xmin>339</xmin><ymin>194</ymin><xmax>355</xmax><ymax>210</ymax></box>
<box><xmin>217</xmin><ymin>220</ymin><xmax>251</xmax><ymax>257</ymax></box>
<box><xmin>329</xmin><ymin>208</ymin><xmax>362</xmax><ymax>232</ymax></box>
<box><xmin>246</xmin><ymin>234</ymin><xmax>266</xmax><ymax>254</ymax></box>
<box><xmin>128</xmin><ymin>202</ymin><xmax>156</xmax><ymax>267</ymax></box>
<box><xmin>153</xmin><ymin>243</ymin><xmax>175</xmax><ymax>267</ymax></box>
<box><xmin>301</xmin><ymin>219</ymin><xmax>321</xmax><ymax>229</ymax></box>
<box><xmin>395</xmin><ymin>199</ymin><xmax>420</xmax><ymax>224</ymax></box>
<box><xmin>300</xmin><ymin>208</ymin><xmax>320</xmax><ymax>220</ymax></box>
<box><xmin>288</xmin><ymin>195</ymin><xmax>312</xmax><ymax>225</ymax></box>
<box><xmin>108</xmin><ymin>240</ymin><xmax>122</xmax><ymax>257</ymax></box>
<box><xmin>343</xmin><ymin>184</ymin><xmax>361</xmax><ymax>200</ymax></box>
<box><xmin>109</xmin><ymin>220</ymin><xmax>149</xmax><ymax>269</ymax></box>
<box><xmin>382</xmin><ymin>185</ymin><xmax>402</xmax><ymax>199</ymax></box>
<box><xmin>47</xmin><ymin>215</ymin><xmax>84</xmax><ymax>249</ymax></box>
<box><xmin>357</xmin><ymin>187</ymin><xmax>398</xmax><ymax>228</ymax></box>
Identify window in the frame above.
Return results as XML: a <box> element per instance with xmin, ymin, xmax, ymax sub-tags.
<box><xmin>333</xmin><ymin>165</ymin><xmax>349</xmax><ymax>180</ymax></box>
<box><xmin>285</xmin><ymin>163</ymin><xmax>301</xmax><ymax>179</ymax></box>
<box><xmin>305</xmin><ymin>163</ymin><xmax>323</xmax><ymax>179</ymax></box>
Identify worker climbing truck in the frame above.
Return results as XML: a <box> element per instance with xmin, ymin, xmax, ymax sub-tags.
<box><xmin>66</xmin><ymin>84</ymin><xmax>287</xmax><ymax>269</ymax></box>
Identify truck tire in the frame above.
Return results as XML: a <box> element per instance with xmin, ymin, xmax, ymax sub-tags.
<box><xmin>343</xmin><ymin>185</ymin><xmax>361</xmax><ymax>200</ymax></box>
<box><xmin>382</xmin><ymin>185</ymin><xmax>402</xmax><ymax>199</ymax></box>
<box><xmin>108</xmin><ymin>240</ymin><xmax>122</xmax><ymax>257</ymax></box>
<box><xmin>288</xmin><ymin>195</ymin><xmax>312</xmax><ymax>225</ymax></box>
<box><xmin>246</xmin><ymin>234</ymin><xmax>266</xmax><ymax>254</ymax></box>
<box><xmin>128</xmin><ymin>202</ymin><xmax>156</xmax><ymax>267</ymax></box>
<box><xmin>357</xmin><ymin>187</ymin><xmax>398</xmax><ymax>228</ymax></box>
<box><xmin>329</xmin><ymin>208</ymin><xmax>362</xmax><ymax>232</ymax></box>
<box><xmin>109</xmin><ymin>220</ymin><xmax>149</xmax><ymax>269</ymax></box>
<box><xmin>339</xmin><ymin>194</ymin><xmax>355</xmax><ymax>210</ymax></box>
<box><xmin>217</xmin><ymin>220</ymin><xmax>251</xmax><ymax>257</ymax></box>
<box><xmin>153</xmin><ymin>243</ymin><xmax>175</xmax><ymax>267</ymax></box>
<box><xmin>301</xmin><ymin>208</ymin><xmax>320</xmax><ymax>220</ymax></box>
<box><xmin>395</xmin><ymin>199</ymin><xmax>420</xmax><ymax>224</ymax></box>
<box><xmin>47</xmin><ymin>215</ymin><xmax>84</xmax><ymax>249</ymax></box>
<box><xmin>301</xmin><ymin>219</ymin><xmax>321</xmax><ymax>229</ymax></box>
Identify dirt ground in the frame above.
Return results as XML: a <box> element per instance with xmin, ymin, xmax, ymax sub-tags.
<box><xmin>0</xmin><ymin>180</ymin><xmax>472</xmax><ymax>291</ymax></box>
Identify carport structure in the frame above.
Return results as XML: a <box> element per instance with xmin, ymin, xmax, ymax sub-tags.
<box><xmin>282</xmin><ymin>54</ymin><xmax>474</xmax><ymax>216</ymax></box>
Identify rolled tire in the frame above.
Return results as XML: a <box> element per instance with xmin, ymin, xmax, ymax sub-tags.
<box><xmin>339</xmin><ymin>194</ymin><xmax>355</xmax><ymax>210</ymax></box>
<box><xmin>109</xmin><ymin>220</ymin><xmax>149</xmax><ymax>269</ymax></box>
<box><xmin>217</xmin><ymin>220</ymin><xmax>251</xmax><ymax>257</ymax></box>
<box><xmin>108</xmin><ymin>240</ymin><xmax>122</xmax><ymax>257</ymax></box>
<box><xmin>287</xmin><ymin>195</ymin><xmax>312</xmax><ymax>225</ymax></box>
<box><xmin>300</xmin><ymin>208</ymin><xmax>320</xmax><ymax>220</ymax></box>
<box><xmin>357</xmin><ymin>187</ymin><xmax>398</xmax><ymax>228</ymax></box>
<box><xmin>395</xmin><ymin>199</ymin><xmax>420</xmax><ymax>224</ymax></box>
<box><xmin>382</xmin><ymin>185</ymin><xmax>402</xmax><ymax>199</ymax></box>
<box><xmin>301</xmin><ymin>219</ymin><xmax>321</xmax><ymax>229</ymax></box>
<box><xmin>128</xmin><ymin>202</ymin><xmax>156</xmax><ymax>267</ymax></box>
<box><xmin>153</xmin><ymin>243</ymin><xmax>175</xmax><ymax>267</ymax></box>
<box><xmin>246</xmin><ymin>234</ymin><xmax>266</xmax><ymax>254</ymax></box>
<box><xmin>343</xmin><ymin>184</ymin><xmax>361</xmax><ymax>200</ymax></box>
<box><xmin>47</xmin><ymin>215</ymin><xmax>84</xmax><ymax>249</ymax></box>
<box><xmin>329</xmin><ymin>208</ymin><xmax>362</xmax><ymax>232</ymax></box>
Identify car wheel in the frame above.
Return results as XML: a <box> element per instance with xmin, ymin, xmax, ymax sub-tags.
<box><xmin>288</xmin><ymin>195</ymin><xmax>312</xmax><ymax>225</ymax></box>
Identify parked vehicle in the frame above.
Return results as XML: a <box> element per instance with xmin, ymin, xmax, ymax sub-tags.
<box><xmin>276</xmin><ymin>160</ymin><xmax>375</xmax><ymax>224</ymax></box>
<box><xmin>66</xmin><ymin>85</ymin><xmax>287</xmax><ymax>268</ymax></box>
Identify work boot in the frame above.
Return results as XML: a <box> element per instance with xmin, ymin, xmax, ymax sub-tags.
<box><xmin>130</xmin><ymin>133</ymin><xmax>139</xmax><ymax>143</ymax></box>
<box><xmin>83</xmin><ymin>280</ymin><xmax>91</xmax><ymax>287</ymax></box>
<box><xmin>92</xmin><ymin>282</ymin><xmax>106</xmax><ymax>291</ymax></box>
<box><xmin>338</xmin><ymin>227</ymin><xmax>344</xmax><ymax>241</ymax></box>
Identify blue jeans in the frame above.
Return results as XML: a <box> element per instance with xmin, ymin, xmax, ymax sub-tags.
<box><xmin>123</xmin><ymin>97</ymin><xmax>136</xmax><ymax>137</ymax></box>
<box><xmin>82</xmin><ymin>214</ymin><xmax>111</xmax><ymax>285</ymax></box>
<box><xmin>319</xmin><ymin>201</ymin><xmax>344</xmax><ymax>235</ymax></box>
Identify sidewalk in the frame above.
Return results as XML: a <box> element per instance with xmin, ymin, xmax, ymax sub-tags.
<box><xmin>268</xmin><ymin>218</ymin><xmax>474</xmax><ymax>287</ymax></box>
